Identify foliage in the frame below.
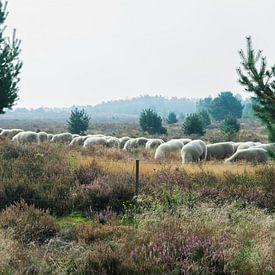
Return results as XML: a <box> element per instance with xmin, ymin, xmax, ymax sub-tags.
<box><xmin>166</xmin><ymin>111</ymin><xmax>178</xmax><ymax>124</ymax></box>
<box><xmin>220</xmin><ymin>115</ymin><xmax>240</xmax><ymax>134</ymax></box>
<box><xmin>183</xmin><ymin>113</ymin><xmax>205</xmax><ymax>135</ymax></box>
<box><xmin>0</xmin><ymin>201</ymin><xmax>59</xmax><ymax>244</ymax></box>
<box><xmin>196</xmin><ymin>96</ymin><xmax>213</xmax><ymax>111</ymax></box>
<box><xmin>139</xmin><ymin>108</ymin><xmax>167</xmax><ymax>134</ymax></box>
<box><xmin>198</xmin><ymin>109</ymin><xmax>211</xmax><ymax>127</ymax></box>
<box><xmin>67</xmin><ymin>108</ymin><xmax>90</xmax><ymax>135</ymax></box>
<box><xmin>237</xmin><ymin>36</ymin><xmax>275</xmax><ymax>142</ymax></box>
<box><xmin>209</xmin><ymin>92</ymin><xmax>243</xmax><ymax>120</ymax></box>
<box><xmin>0</xmin><ymin>1</ymin><xmax>22</xmax><ymax>114</ymax></box>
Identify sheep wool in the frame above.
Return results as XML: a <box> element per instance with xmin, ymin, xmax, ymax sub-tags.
<box><xmin>206</xmin><ymin>142</ymin><xmax>234</xmax><ymax>160</ymax></box>
<box><xmin>12</xmin><ymin>131</ymin><xmax>39</xmax><ymax>144</ymax></box>
<box><xmin>225</xmin><ymin>148</ymin><xmax>269</xmax><ymax>163</ymax></box>
<box><xmin>181</xmin><ymin>140</ymin><xmax>207</xmax><ymax>163</ymax></box>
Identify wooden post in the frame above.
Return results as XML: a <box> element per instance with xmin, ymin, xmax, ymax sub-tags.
<box><xmin>135</xmin><ymin>159</ymin><xmax>140</xmax><ymax>195</ymax></box>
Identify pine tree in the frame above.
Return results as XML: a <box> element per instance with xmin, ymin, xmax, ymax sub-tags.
<box><xmin>67</xmin><ymin>108</ymin><xmax>90</xmax><ymax>135</ymax></box>
<box><xmin>237</xmin><ymin>36</ymin><xmax>275</xmax><ymax>142</ymax></box>
<box><xmin>197</xmin><ymin>109</ymin><xmax>211</xmax><ymax>127</ymax></box>
<box><xmin>139</xmin><ymin>108</ymin><xmax>167</xmax><ymax>134</ymax></box>
<box><xmin>0</xmin><ymin>1</ymin><xmax>22</xmax><ymax>114</ymax></box>
<box><xmin>166</xmin><ymin>112</ymin><xmax>178</xmax><ymax>124</ymax></box>
<box><xmin>183</xmin><ymin>113</ymin><xmax>205</xmax><ymax>135</ymax></box>
<box><xmin>220</xmin><ymin>115</ymin><xmax>240</xmax><ymax>134</ymax></box>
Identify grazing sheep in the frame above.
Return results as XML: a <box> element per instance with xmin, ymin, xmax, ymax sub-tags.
<box><xmin>38</xmin><ymin>132</ymin><xmax>48</xmax><ymax>143</ymax></box>
<box><xmin>51</xmin><ymin>133</ymin><xmax>73</xmax><ymax>143</ymax></box>
<box><xmin>154</xmin><ymin>139</ymin><xmax>190</xmax><ymax>160</ymax></box>
<box><xmin>0</xmin><ymin>129</ymin><xmax>23</xmax><ymax>139</ymax></box>
<box><xmin>232</xmin><ymin>142</ymin><xmax>243</xmax><ymax>152</ymax></box>
<box><xmin>106</xmin><ymin>137</ymin><xmax>120</xmax><ymax>148</ymax></box>
<box><xmin>237</xmin><ymin>141</ymin><xmax>261</xmax><ymax>151</ymax></box>
<box><xmin>254</xmin><ymin>143</ymin><xmax>275</xmax><ymax>152</ymax></box>
<box><xmin>123</xmin><ymin>137</ymin><xmax>149</xmax><ymax>150</ymax></box>
<box><xmin>83</xmin><ymin>136</ymin><xmax>108</xmax><ymax>148</ymax></box>
<box><xmin>47</xmin><ymin>134</ymin><xmax>54</xmax><ymax>141</ymax></box>
<box><xmin>225</xmin><ymin>148</ymin><xmax>269</xmax><ymax>163</ymax></box>
<box><xmin>12</xmin><ymin>131</ymin><xmax>39</xmax><ymax>144</ymax></box>
<box><xmin>72</xmin><ymin>134</ymin><xmax>80</xmax><ymax>138</ymax></box>
<box><xmin>119</xmin><ymin>137</ymin><xmax>131</xmax><ymax>149</ymax></box>
<box><xmin>181</xmin><ymin>140</ymin><xmax>207</xmax><ymax>163</ymax></box>
<box><xmin>69</xmin><ymin>136</ymin><xmax>89</xmax><ymax>146</ymax></box>
<box><xmin>206</xmin><ymin>142</ymin><xmax>234</xmax><ymax>160</ymax></box>
<box><xmin>146</xmin><ymin>139</ymin><xmax>164</xmax><ymax>149</ymax></box>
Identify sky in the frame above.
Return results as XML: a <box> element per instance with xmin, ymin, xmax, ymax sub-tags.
<box><xmin>5</xmin><ymin>0</ymin><xmax>275</xmax><ymax>108</ymax></box>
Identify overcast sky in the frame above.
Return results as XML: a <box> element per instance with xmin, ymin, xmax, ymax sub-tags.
<box><xmin>6</xmin><ymin>0</ymin><xmax>275</xmax><ymax>108</ymax></box>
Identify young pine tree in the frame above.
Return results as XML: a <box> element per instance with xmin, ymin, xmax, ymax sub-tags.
<box><xmin>139</xmin><ymin>108</ymin><xmax>167</xmax><ymax>134</ymax></box>
<box><xmin>220</xmin><ymin>115</ymin><xmax>240</xmax><ymax>134</ymax></box>
<box><xmin>183</xmin><ymin>113</ymin><xmax>205</xmax><ymax>135</ymax></box>
<box><xmin>237</xmin><ymin>36</ymin><xmax>275</xmax><ymax>142</ymax></box>
<box><xmin>0</xmin><ymin>1</ymin><xmax>22</xmax><ymax>114</ymax></box>
<box><xmin>166</xmin><ymin>112</ymin><xmax>178</xmax><ymax>124</ymax></box>
<box><xmin>67</xmin><ymin>108</ymin><xmax>90</xmax><ymax>135</ymax></box>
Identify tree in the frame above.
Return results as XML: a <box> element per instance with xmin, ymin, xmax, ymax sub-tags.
<box><xmin>220</xmin><ymin>115</ymin><xmax>240</xmax><ymax>134</ymax></box>
<box><xmin>183</xmin><ymin>113</ymin><xmax>205</xmax><ymax>135</ymax></box>
<box><xmin>197</xmin><ymin>109</ymin><xmax>211</xmax><ymax>127</ymax></box>
<box><xmin>0</xmin><ymin>1</ymin><xmax>22</xmax><ymax>114</ymax></box>
<box><xmin>209</xmin><ymin>92</ymin><xmax>243</xmax><ymax>121</ymax></box>
<box><xmin>67</xmin><ymin>108</ymin><xmax>90</xmax><ymax>135</ymax></box>
<box><xmin>139</xmin><ymin>108</ymin><xmax>167</xmax><ymax>134</ymax></box>
<box><xmin>166</xmin><ymin>112</ymin><xmax>178</xmax><ymax>124</ymax></box>
<box><xmin>196</xmin><ymin>97</ymin><xmax>213</xmax><ymax>111</ymax></box>
<box><xmin>237</xmin><ymin>36</ymin><xmax>275</xmax><ymax>142</ymax></box>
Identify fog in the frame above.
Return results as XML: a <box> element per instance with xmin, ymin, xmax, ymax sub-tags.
<box><xmin>6</xmin><ymin>0</ymin><xmax>275</xmax><ymax>108</ymax></box>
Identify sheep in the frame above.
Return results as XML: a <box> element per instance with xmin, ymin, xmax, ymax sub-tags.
<box><xmin>12</xmin><ymin>131</ymin><xmax>39</xmax><ymax>144</ymax></box>
<box><xmin>123</xmin><ymin>137</ymin><xmax>149</xmax><ymax>150</ymax></box>
<box><xmin>254</xmin><ymin>143</ymin><xmax>275</xmax><ymax>152</ymax></box>
<box><xmin>72</xmin><ymin>134</ymin><xmax>80</xmax><ymax>138</ymax></box>
<box><xmin>119</xmin><ymin>137</ymin><xmax>131</xmax><ymax>149</ymax></box>
<box><xmin>146</xmin><ymin>139</ymin><xmax>164</xmax><ymax>149</ymax></box>
<box><xmin>237</xmin><ymin>141</ymin><xmax>261</xmax><ymax>151</ymax></box>
<box><xmin>47</xmin><ymin>134</ymin><xmax>54</xmax><ymax>141</ymax></box>
<box><xmin>181</xmin><ymin>140</ymin><xmax>207</xmax><ymax>163</ymax></box>
<box><xmin>0</xmin><ymin>129</ymin><xmax>23</xmax><ymax>139</ymax></box>
<box><xmin>154</xmin><ymin>139</ymin><xmax>191</xmax><ymax>160</ymax></box>
<box><xmin>83</xmin><ymin>136</ymin><xmax>108</xmax><ymax>148</ymax></box>
<box><xmin>232</xmin><ymin>142</ymin><xmax>243</xmax><ymax>152</ymax></box>
<box><xmin>225</xmin><ymin>148</ymin><xmax>269</xmax><ymax>163</ymax></box>
<box><xmin>38</xmin><ymin>132</ymin><xmax>48</xmax><ymax>143</ymax></box>
<box><xmin>51</xmin><ymin>133</ymin><xmax>73</xmax><ymax>143</ymax></box>
<box><xmin>206</xmin><ymin>142</ymin><xmax>235</xmax><ymax>160</ymax></box>
<box><xmin>106</xmin><ymin>136</ymin><xmax>120</xmax><ymax>148</ymax></box>
<box><xmin>69</xmin><ymin>136</ymin><xmax>89</xmax><ymax>146</ymax></box>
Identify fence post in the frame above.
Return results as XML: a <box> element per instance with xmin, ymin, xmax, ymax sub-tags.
<box><xmin>135</xmin><ymin>159</ymin><xmax>140</xmax><ymax>196</ymax></box>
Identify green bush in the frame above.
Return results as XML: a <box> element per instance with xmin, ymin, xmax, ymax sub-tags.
<box><xmin>220</xmin><ymin>115</ymin><xmax>240</xmax><ymax>134</ymax></box>
<box><xmin>183</xmin><ymin>113</ymin><xmax>205</xmax><ymax>135</ymax></box>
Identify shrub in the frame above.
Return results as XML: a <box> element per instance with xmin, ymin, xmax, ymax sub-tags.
<box><xmin>0</xmin><ymin>201</ymin><xmax>59</xmax><ymax>244</ymax></box>
<box><xmin>67</xmin><ymin>108</ymin><xmax>90</xmax><ymax>135</ymax></box>
<box><xmin>166</xmin><ymin>112</ymin><xmax>178</xmax><ymax>124</ymax></box>
<box><xmin>198</xmin><ymin>109</ymin><xmax>211</xmax><ymax>127</ymax></box>
<box><xmin>220</xmin><ymin>115</ymin><xmax>240</xmax><ymax>134</ymax></box>
<box><xmin>183</xmin><ymin>113</ymin><xmax>205</xmax><ymax>135</ymax></box>
<box><xmin>139</xmin><ymin>108</ymin><xmax>167</xmax><ymax>134</ymax></box>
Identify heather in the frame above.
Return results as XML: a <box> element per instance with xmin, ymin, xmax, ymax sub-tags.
<box><xmin>0</xmin><ymin>141</ymin><xmax>274</xmax><ymax>274</ymax></box>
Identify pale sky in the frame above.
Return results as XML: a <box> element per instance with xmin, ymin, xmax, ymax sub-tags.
<box><xmin>5</xmin><ymin>0</ymin><xmax>275</xmax><ymax>108</ymax></box>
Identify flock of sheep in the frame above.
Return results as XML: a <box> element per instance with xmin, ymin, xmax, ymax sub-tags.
<box><xmin>0</xmin><ymin>128</ymin><xmax>274</xmax><ymax>163</ymax></box>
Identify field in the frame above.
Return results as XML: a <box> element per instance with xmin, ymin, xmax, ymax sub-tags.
<box><xmin>0</xmin><ymin>138</ymin><xmax>274</xmax><ymax>274</ymax></box>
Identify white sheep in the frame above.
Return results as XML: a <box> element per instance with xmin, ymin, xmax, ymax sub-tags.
<box><xmin>225</xmin><ymin>148</ymin><xmax>269</xmax><ymax>163</ymax></box>
<box><xmin>51</xmin><ymin>133</ymin><xmax>73</xmax><ymax>143</ymax></box>
<box><xmin>0</xmin><ymin>129</ymin><xmax>23</xmax><ymax>139</ymax></box>
<box><xmin>83</xmin><ymin>136</ymin><xmax>108</xmax><ymax>148</ymax></box>
<box><xmin>38</xmin><ymin>132</ymin><xmax>48</xmax><ymax>143</ymax></box>
<box><xmin>12</xmin><ymin>131</ymin><xmax>39</xmax><ymax>144</ymax></box>
<box><xmin>237</xmin><ymin>141</ymin><xmax>261</xmax><ymax>151</ymax></box>
<box><xmin>119</xmin><ymin>137</ymin><xmax>131</xmax><ymax>149</ymax></box>
<box><xmin>106</xmin><ymin>136</ymin><xmax>120</xmax><ymax>148</ymax></box>
<box><xmin>181</xmin><ymin>139</ymin><xmax>207</xmax><ymax>163</ymax></box>
<box><xmin>72</xmin><ymin>134</ymin><xmax>80</xmax><ymax>138</ymax></box>
<box><xmin>123</xmin><ymin>137</ymin><xmax>149</xmax><ymax>150</ymax></box>
<box><xmin>254</xmin><ymin>143</ymin><xmax>275</xmax><ymax>152</ymax></box>
<box><xmin>146</xmin><ymin>139</ymin><xmax>164</xmax><ymax>149</ymax></box>
<box><xmin>154</xmin><ymin>139</ymin><xmax>191</xmax><ymax>160</ymax></box>
<box><xmin>47</xmin><ymin>134</ymin><xmax>54</xmax><ymax>141</ymax></box>
<box><xmin>69</xmin><ymin>136</ymin><xmax>89</xmax><ymax>146</ymax></box>
<box><xmin>206</xmin><ymin>142</ymin><xmax>234</xmax><ymax>160</ymax></box>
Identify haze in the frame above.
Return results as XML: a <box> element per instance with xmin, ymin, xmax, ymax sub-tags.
<box><xmin>6</xmin><ymin>0</ymin><xmax>275</xmax><ymax>108</ymax></box>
